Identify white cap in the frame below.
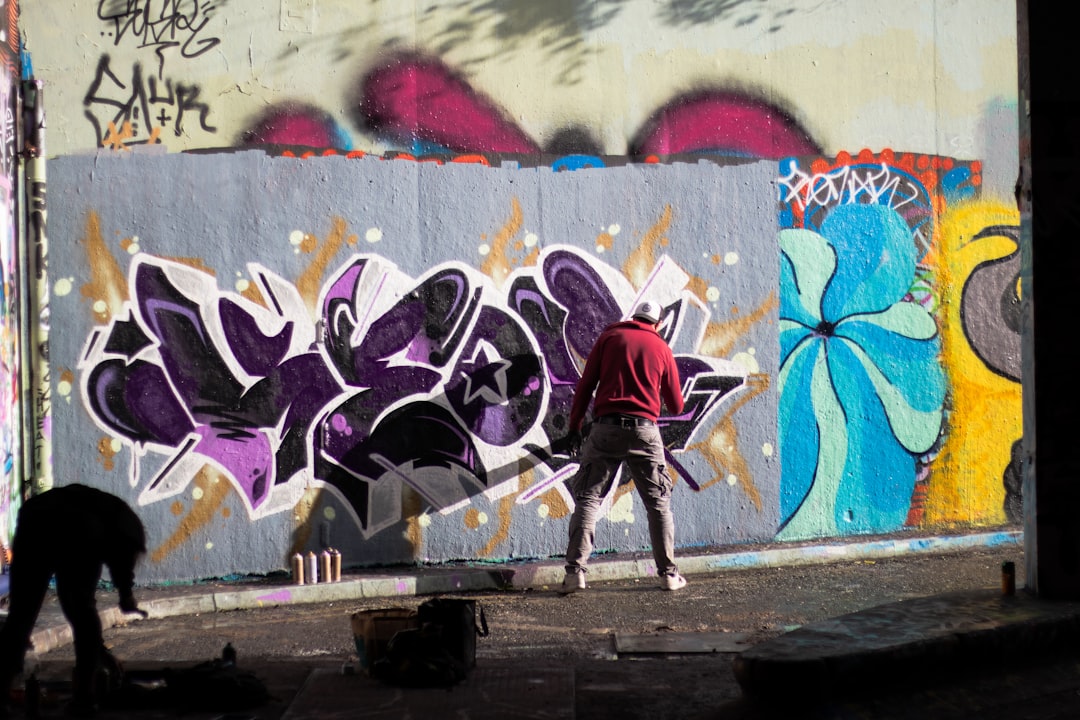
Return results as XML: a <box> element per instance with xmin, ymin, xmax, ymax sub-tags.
<box><xmin>631</xmin><ymin>300</ymin><xmax>661</xmax><ymax>324</ymax></box>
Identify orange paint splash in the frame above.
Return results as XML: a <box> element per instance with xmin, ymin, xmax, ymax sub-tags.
<box><xmin>623</xmin><ymin>205</ymin><xmax>673</xmax><ymax>288</ymax></box>
<box><xmin>151</xmin><ymin>466</ymin><xmax>231</xmax><ymax>563</ymax></box>
<box><xmin>296</xmin><ymin>216</ymin><xmax>356</xmax><ymax>314</ymax></box>
<box><xmin>403</xmin><ymin>488</ymin><xmax>424</xmax><ymax>557</ymax></box>
<box><xmin>689</xmin><ymin>373</ymin><xmax>770</xmax><ymax>510</ymax></box>
<box><xmin>699</xmin><ymin>293</ymin><xmax>778</xmax><ymax>358</ymax></box>
<box><xmin>288</xmin><ymin>487</ymin><xmax>323</xmax><ymax>556</ymax></box>
<box><xmin>79</xmin><ymin>212</ymin><xmax>129</xmax><ymax>323</ymax></box>
<box><xmin>96</xmin><ymin>437</ymin><xmax>119</xmax><ymax>472</ymax></box>
<box><xmin>479</xmin><ymin>464</ymin><xmax>535</xmax><ymax>556</ymax></box>
<box><xmin>239</xmin><ymin>282</ymin><xmax>268</xmax><ymax>307</ymax></box>
<box><xmin>480</xmin><ymin>197</ymin><xmax>524</xmax><ymax>288</ymax></box>
<box><xmin>540</xmin><ymin>487</ymin><xmax>570</xmax><ymax>520</ymax></box>
<box><xmin>102</xmin><ymin>121</ymin><xmax>134</xmax><ymax>151</ymax></box>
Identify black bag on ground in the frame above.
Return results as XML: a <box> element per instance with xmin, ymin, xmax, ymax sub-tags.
<box><xmin>372</xmin><ymin>597</ymin><xmax>490</xmax><ymax>688</ymax></box>
<box><xmin>417</xmin><ymin>597</ymin><xmax>489</xmax><ymax>670</ymax></box>
<box><xmin>372</xmin><ymin>625</ymin><xmax>467</xmax><ymax>688</ymax></box>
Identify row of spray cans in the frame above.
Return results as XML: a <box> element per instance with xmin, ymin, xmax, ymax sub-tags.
<box><xmin>291</xmin><ymin>549</ymin><xmax>342</xmax><ymax>585</ymax></box>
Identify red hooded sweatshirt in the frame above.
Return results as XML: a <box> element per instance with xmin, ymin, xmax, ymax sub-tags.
<box><xmin>568</xmin><ymin>319</ymin><xmax>684</xmax><ymax>432</ymax></box>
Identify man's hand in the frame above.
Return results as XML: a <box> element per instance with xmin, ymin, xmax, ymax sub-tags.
<box><xmin>565</xmin><ymin>429</ymin><xmax>582</xmax><ymax>457</ymax></box>
<box><xmin>119</xmin><ymin>594</ymin><xmax>149</xmax><ymax>618</ymax></box>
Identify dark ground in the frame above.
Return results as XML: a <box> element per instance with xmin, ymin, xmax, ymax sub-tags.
<box><xmin>16</xmin><ymin>542</ymin><xmax>1068</xmax><ymax>719</ymax></box>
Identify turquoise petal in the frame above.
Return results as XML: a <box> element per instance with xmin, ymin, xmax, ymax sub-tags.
<box><xmin>778</xmin><ymin>340</ymin><xmax>848</xmax><ymax>539</ymax></box>
<box><xmin>778</xmin><ymin>336</ymin><xmax>825</xmax><ymax>525</ymax></box>
<box><xmin>845</xmin><ymin>301</ymin><xmax>938</xmax><ymax>340</ymax></box>
<box><xmin>828</xmin><ymin>339</ymin><xmax>918</xmax><ymax>531</ymax></box>
<box><xmin>837</xmin><ymin>312</ymin><xmax>945</xmax><ymax>415</ymax></box>
<box><xmin>820</xmin><ymin>204</ymin><xmax>917</xmax><ymax>319</ymax></box>
<box><xmin>779</xmin><ymin>228</ymin><xmax>834</xmax><ymax>327</ymax></box>
<box><xmin>836</xmin><ymin>336</ymin><xmax>944</xmax><ymax>453</ymax></box>
<box><xmin>779</xmin><ymin>319</ymin><xmax>812</xmax><ymax>366</ymax></box>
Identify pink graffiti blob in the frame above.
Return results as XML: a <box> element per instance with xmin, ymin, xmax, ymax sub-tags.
<box><xmin>359</xmin><ymin>55</ymin><xmax>541</xmax><ymax>154</ymax></box>
<box><xmin>632</xmin><ymin>91</ymin><xmax>821</xmax><ymax>159</ymax></box>
<box><xmin>241</xmin><ymin>104</ymin><xmax>341</xmax><ymax>148</ymax></box>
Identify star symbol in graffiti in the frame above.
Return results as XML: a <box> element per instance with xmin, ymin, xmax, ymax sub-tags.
<box><xmin>460</xmin><ymin>341</ymin><xmax>512</xmax><ymax>405</ymax></box>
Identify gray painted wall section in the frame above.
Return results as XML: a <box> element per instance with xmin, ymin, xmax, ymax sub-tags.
<box><xmin>47</xmin><ymin>151</ymin><xmax>778</xmax><ymax>583</ymax></box>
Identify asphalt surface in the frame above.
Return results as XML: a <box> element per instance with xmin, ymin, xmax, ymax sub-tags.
<box><xmin>10</xmin><ymin>534</ymin><xmax>1079</xmax><ymax>719</ymax></box>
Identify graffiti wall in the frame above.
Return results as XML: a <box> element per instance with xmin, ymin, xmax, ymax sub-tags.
<box><xmin>21</xmin><ymin>1</ymin><xmax>1018</xmax><ymax>193</ymax></box>
<box><xmin>19</xmin><ymin>0</ymin><xmax>1021</xmax><ymax>582</ymax></box>
<box><xmin>0</xmin><ymin>0</ymin><xmax>18</xmax><ymax>545</ymax></box>
<box><xmin>46</xmin><ymin>154</ymin><xmax>779</xmax><ymax>581</ymax></box>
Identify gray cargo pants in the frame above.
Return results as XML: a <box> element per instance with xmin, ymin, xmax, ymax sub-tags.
<box><xmin>564</xmin><ymin>419</ymin><xmax>678</xmax><ymax>578</ymax></box>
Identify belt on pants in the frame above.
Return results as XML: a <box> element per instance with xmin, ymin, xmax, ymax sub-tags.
<box><xmin>595</xmin><ymin>414</ymin><xmax>655</xmax><ymax>428</ymax></box>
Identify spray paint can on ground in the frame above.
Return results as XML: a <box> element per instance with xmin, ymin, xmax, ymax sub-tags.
<box><xmin>331</xmin><ymin>548</ymin><xmax>342</xmax><ymax>582</ymax></box>
<box><xmin>1002</xmin><ymin>561</ymin><xmax>1016</xmax><ymax>596</ymax></box>
<box><xmin>291</xmin><ymin>553</ymin><xmax>305</xmax><ymax>585</ymax></box>
<box><xmin>307</xmin><ymin>551</ymin><xmax>319</xmax><ymax>584</ymax></box>
<box><xmin>320</xmin><ymin>550</ymin><xmax>332</xmax><ymax>583</ymax></box>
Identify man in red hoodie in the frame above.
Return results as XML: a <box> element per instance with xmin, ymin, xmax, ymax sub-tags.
<box><xmin>560</xmin><ymin>300</ymin><xmax>686</xmax><ymax>594</ymax></box>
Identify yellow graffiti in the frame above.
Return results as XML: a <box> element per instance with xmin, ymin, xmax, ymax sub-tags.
<box><xmin>923</xmin><ymin>199</ymin><xmax>1021</xmax><ymax>526</ymax></box>
<box><xmin>296</xmin><ymin>216</ymin><xmax>358</xmax><ymax>314</ymax></box>
<box><xmin>480</xmin><ymin>197</ymin><xmax>524</xmax><ymax>287</ymax></box>
<box><xmin>79</xmin><ymin>212</ymin><xmax>129</xmax><ymax>322</ymax></box>
<box><xmin>151</xmin><ymin>466</ymin><xmax>231</xmax><ymax>563</ymax></box>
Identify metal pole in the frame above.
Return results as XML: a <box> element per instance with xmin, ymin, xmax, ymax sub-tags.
<box><xmin>21</xmin><ymin>79</ymin><xmax>50</xmax><ymax>495</ymax></box>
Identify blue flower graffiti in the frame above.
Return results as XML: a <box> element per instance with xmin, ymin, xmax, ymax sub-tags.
<box><xmin>778</xmin><ymin>203</ymin><xmax>945</xmax><ymax>539</ymax></box>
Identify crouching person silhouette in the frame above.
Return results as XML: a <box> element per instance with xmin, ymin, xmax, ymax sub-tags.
<box><xmin>0</xmin><ymin>484</ymin><xmax>148</xmax><ymax>717</ymax></box>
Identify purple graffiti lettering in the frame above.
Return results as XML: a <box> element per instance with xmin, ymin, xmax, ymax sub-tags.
<box><xmin>83</xmin><ymin>247</ymin><xmax>747</xmax><ymax>535</ymax></box>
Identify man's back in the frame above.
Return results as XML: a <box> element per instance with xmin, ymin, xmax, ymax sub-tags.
<box><xmin>571</xmin><ymin>319</ymin><xmax>684</xmax><ymax>427</ymax></box>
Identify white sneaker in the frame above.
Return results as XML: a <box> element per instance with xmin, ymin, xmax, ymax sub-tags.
<box><xmin>558</xmin><ymin>572</ymin><xmax>587</xmax><ymax>595</ymax></box>
<box><xmin>661</xmin><ymin>572</ymin><xmax>687</xmax><ymax>591</ymax></box>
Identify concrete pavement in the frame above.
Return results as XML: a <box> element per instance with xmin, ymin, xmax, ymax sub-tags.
<box><xmin>12</xmin><ymin>528</ymin><xmax>1022</xmax><ymax>659</ymax></box>
<box><xmin>14</xmin><ymin>528</ymin><xmax>1080</xmax><ymax>717</ymax></box>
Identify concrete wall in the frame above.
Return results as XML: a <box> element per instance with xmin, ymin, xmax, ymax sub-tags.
<box><xmin>18</xmin><ymin>0</ymin><xmax>1021</xmax><ymax>582</ymax></box>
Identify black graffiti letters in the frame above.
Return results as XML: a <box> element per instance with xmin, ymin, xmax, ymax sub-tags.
<box><xmin>97</xmin><ymin>0</ymin><xmax>221</xmax><ymax>66</ymax></box>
